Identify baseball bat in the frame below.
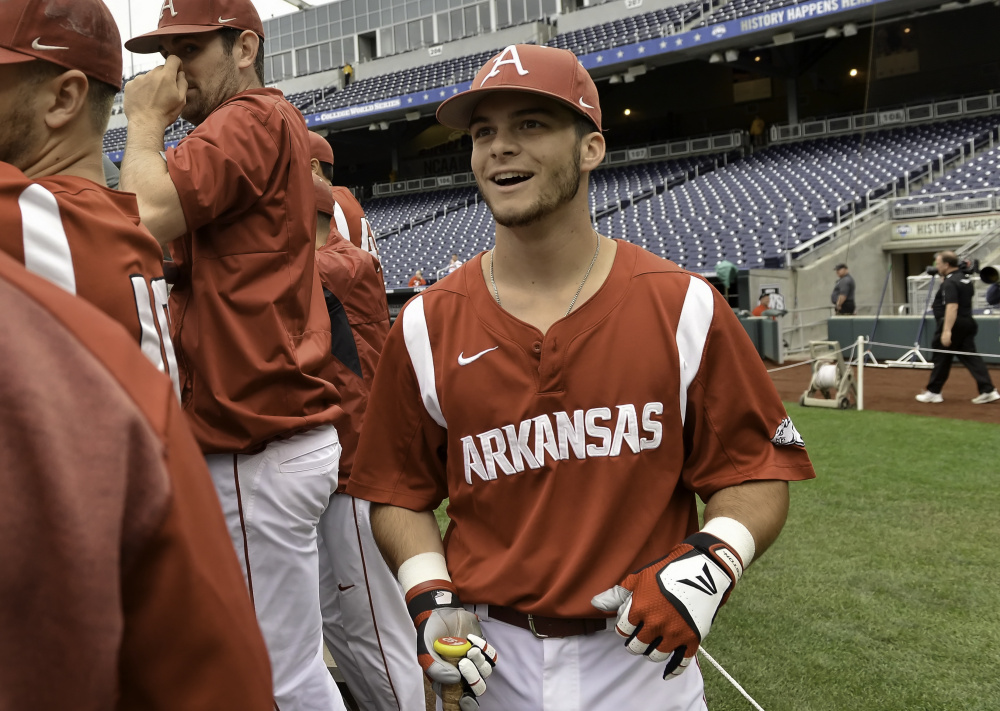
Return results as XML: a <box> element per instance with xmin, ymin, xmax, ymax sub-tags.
<box><xmin>424</xmin><ymin>636</ymin><xmax>472</xmax><ymax>711</ymax></box>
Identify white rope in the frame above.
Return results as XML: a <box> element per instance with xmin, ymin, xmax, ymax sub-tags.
<box><xmin>765</xmin><ymin>343</ymin><xmax>855</xmax><ymax>373</ymax></box>
<box><xmin>867</xmin><ymin>340</ymin><xmax>1000</xmax><ymax>360</ymax></box>
<box><xmin>699</xmin><ymin>646</ymin><xmax>767</xmax><ymax>711</ymax></box>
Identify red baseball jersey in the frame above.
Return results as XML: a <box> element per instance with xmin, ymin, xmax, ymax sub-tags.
<box><xmin>348</xmin><ymin>241</ymin><xmax>815</xmax><ymax>618</ymax></box>
<box><xmin>315</xmin><ymin>228</ymin><xmax>390</xmax><ymax>487</ymax></box>
<box><xmin>0</xmin><ymin>169</ymin><xmax>178</xmax><ymax>396</ymax></box>
<box><xmin>331</xmin><ymin>185</ymin><xmax>379</xmax><ymax>259</ymax></box>
<box><xmin>0</xmin><ymin>249</ymin><xmax>273</xmax><ymax>710</ymax></box>
<box><xmin>166</xmin><ymin>88</ymin><xmax>341</xmax><ymax>454</ymax></box>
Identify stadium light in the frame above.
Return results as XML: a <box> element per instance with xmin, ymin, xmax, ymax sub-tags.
<box><xmin>609</xmin><ymin>74</ymin><xmax>623</xmax><ymax>84</ymax></box>
<box><xmin>824</xmin><ymin>26</ymin><xmax>841</xmax><ymax>38</ymax></box>
<box><xmin>623</xmin><ymin>74</ymin><xmax>636</xmax><ymax>83</ymax></box>
<box><xmin>773</xmin><ymin>31</ymin><xmax>795</xmax><ymax>45</ymax></box>
<box><xmin>849</xmin><ymin>68</ymin><xmax>859</xmax><ymax>77</ymax></box>
<box><xmin>624</xmin><ymin>108</ymin><xmax>631</xmax><ymax>116</ymax></box>
<box><xmin>405</xmin><ymin>110</ymin><xmax>421</xmax><ymax>121</ymax></box>
<box><xmin>843</xmin><ymin>22</ymin><xmax>858</xmax><ymax>36</ymax></box>
<box><xmin>724</xmin><ymin>49</ymin><xmax>739</xmax><ymax>62</ymax></box>
<box><xmin>709</xmin><ymin>52</ymin><xmax>723</xmax><ymax>63</ymax></box>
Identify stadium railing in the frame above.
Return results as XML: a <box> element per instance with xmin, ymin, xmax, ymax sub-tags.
<box><xmin>791</xmin><ymin>201</ymin><xmax>892</xmax><ymax>262</ymax></box>
<box><xmin>768</xmin><ymin>93</ymin><xmax>1000</xmax><ymax>145</ymax></box>
<box><xmin>891</xmin><ymin>188</ymin><xmax>1000</xmax><ymax>219</ymax></box>
<box><xmin>371</xmin><ymin>129</ymin><xmax>746</xmax><ymax>197</ymax></box>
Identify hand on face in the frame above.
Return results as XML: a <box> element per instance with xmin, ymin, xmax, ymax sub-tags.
<box><xmin>124</xmin><ymin>56</ymin><xmax>188</xmax><ymax>130</ymax></box>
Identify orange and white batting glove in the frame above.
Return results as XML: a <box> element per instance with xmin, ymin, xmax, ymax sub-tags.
<box><xmin>401</xmin><ymin>554</ymin><xmax>497</xmax><ymax>710</ymax></box>
<box><xmin>591</xmin><ymin>518</ymin><xmax>755</xmax><ymax>677</ymax></box>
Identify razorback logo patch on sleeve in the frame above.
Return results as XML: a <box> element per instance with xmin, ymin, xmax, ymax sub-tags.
<box><xmin>770</xmin><ymin>417</ymin><xmax>804</xmax><ymax>447</ymax></box>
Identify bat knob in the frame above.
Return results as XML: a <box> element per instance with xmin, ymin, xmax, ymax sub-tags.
<box><xmin>434</xmin><ymin>636</ymin><xmax>472</xmax><ymax>660</ymax></box>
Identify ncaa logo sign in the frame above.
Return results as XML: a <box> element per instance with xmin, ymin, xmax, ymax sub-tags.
<box><xmin>896</xmin><ymin>225</ymin><xmax>911</xmax><ymax>237</ymax></box>
<box><xmin>711</xmin><ymin>26</ymin><xmax>727</xmax><ymax>37</ymax></box>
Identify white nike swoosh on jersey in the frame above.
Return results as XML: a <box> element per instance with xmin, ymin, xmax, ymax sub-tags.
<box><xmin>32</xmin><ymin>38</ymin><xmax>69</xmax><ymax>51</ymax></box>
<box><xmin>457</xmin><ymin>346</ymin><xmax>499</xmax><ymax>366</ymax></box>
<box><xmin>579</xmin><ymin>97</ymin><xmax>595</xmax><ymax>109</ymax></box>
<box><xmin>219</xmin><ymin>16</ymin><xmax>237</xmax><ymax>22</ymax></box>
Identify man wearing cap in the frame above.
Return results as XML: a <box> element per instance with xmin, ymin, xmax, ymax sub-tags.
<box><xmin>309</xmin><ymin>131</ymin><xmax>380</xmax><ymax>259</ymax></box>
<box><xmin>346</xmin><ymin>44</ymin><xmax>815</xmax><ymax>710</ymax></box>
<box><xmin>309</xmin><ymin>174</ymin><xmax>425</xmax><ymax>711</ymax></box>
<box><xmin>0</xmin><ymin>0</ymin><xmax>177</xmax><ymax>390</ymax></box>
<box><xmin>0</xmin><ymin>162</ymin><xmax>275</xmax><ymax>710</ymax></box>
<box><xmin>120</xmin><ymin>3</ymin><xmax>347</xmax><ymax>709</ymax></box>
<box><xmin>831</xmin><ymin>263</ymin><xmax>856</xmax><ymax>315</ymax></box>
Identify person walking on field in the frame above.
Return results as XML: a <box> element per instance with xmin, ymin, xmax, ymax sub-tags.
<box><xmin>121</xmin><ymin>1</ymin><xmax>348</xmax><ymax>708</ymax></box>
<box><xmin>346</xmin><ymin>44</ymin><xmax>816</xmax><ymax>711</ymax></box>
<box><xmin>916</xmin><ymin>251</ymin><xmax>999</xmax><ymax>405</ymax></box>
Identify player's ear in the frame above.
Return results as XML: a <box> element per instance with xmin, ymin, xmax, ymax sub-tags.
<box><xmin>235</xmin><ymin>30</ymin><xmax>260</xmax><ymax>72</ymax></box>
<box><xmin>579</xmin><ymin>129</ymin><xmax>605</xmax><ymax>173</ymax></box>
<box><xmin>43</xmin><ymin>70</ymin><xmax>90</xmax><ymax>132</ymax></box>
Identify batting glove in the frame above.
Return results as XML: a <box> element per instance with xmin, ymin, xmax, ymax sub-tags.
<box><xmin>591</xmin><ymin>532</ymin><xmax>744</xmax><ymax>677</ymax></box>
<box><xmin>406</xmin><ymin>581</ymin><xmax>498</xmax><ymax>710</ymax></box>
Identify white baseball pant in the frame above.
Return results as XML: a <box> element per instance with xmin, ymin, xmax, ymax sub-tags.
<box><xmin>206</xmin><ymin>424</ymin><xmax>347</xmax><ymax>711</ymax></box>
<box><xmin>317</xmin><ymin>493</ymin><xmax>424</xmax><ymax>711</ymax></box>
<box><xmin>449</xmin><ymin>604</ymin><xmax>708</xmax><ymax>711</ymax></box>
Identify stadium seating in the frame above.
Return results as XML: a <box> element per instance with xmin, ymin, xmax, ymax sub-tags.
<box><xmin>312</xmin><ymin>51</ymin><xmax>498</xmax><ymax>112</ymax></box>
<box><xmin>602</xmin><ymin>116</ymin><xmax>998</xmax><ymax>268</ymax></box>
<box><xmin>369</xmin><ymin>115</ymin><xmax>999</xmax><ymax>286</ymax></box>
<box><xmin>103</xmin><ymin>126</ymin><xmax>128</xmax><ymax>153</ymax></box>
<box><xmin>285</xmin><ymin>87</ymin><xmax>333</xmax><ymax>113</ymax></box>
<box><xmin>547</xmin><ymin>3</ymin><xmax>703</xmax><ymax>56</ymax></box>
<box><xmin>897</xmin><ymin>144</ymin><xmax>1000</xmax><ymax>203</ymax></box>
<box><xmin>692</xmin><ymin>0</ymin><xmax>800</xmax><ymax>27</ymax></box>
<box><xmin>370</xmin><ymin>157</ymin><xmax>718</xmax><ymax>287</ymax></box>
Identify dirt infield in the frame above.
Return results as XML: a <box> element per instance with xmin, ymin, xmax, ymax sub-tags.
<box><xmin>767</xmin><ymin>360</ymin><xmax>1000</xmax><ymax>424</ymax></box>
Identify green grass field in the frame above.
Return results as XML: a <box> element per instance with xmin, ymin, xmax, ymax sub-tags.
<box><xmin>435</xmin><ymin>406</ymin><xmax>1000</xmax><ymax>710</ymax></box>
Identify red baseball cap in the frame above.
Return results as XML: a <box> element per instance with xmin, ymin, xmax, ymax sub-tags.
<box><xmin>436</xmin><ymin>44</ymin><xmax>601</xmax><ymax>132</ymax></box>
<box><xmin>0</xmin><ymin>0</ymin><xmax>123</xmax><ymax>89</ymax></box>
<box><xmin>308</xmin><ymin>131</ymin><xmax>335</xmax><ymax>166</ymax></box>
<box><xmin>125</xmin><ymin>0</ymin><xmax>265</xmax><ymax>54</ymax></box>
<box><xmin>313</xmin><ymin>174</ymin><xmax>335</xmax><ymax>217</ymax></box>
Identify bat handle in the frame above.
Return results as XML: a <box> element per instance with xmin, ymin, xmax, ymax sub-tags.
<box><xmin>423</xmin><ymin>663</ymin><xmax>463</xmax><ymax>711</ymax></box>
<box><xmin>440</xmin><ymin>665</ymin><xmax>464</xmax><ymax>711</ymax></box>
<box><xmin>428</xmin><ymin>636</ymin><xmax>471</xmax><ymax>711</ymax></box>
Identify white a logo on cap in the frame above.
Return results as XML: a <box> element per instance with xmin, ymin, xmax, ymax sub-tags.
<box><xmin>480</xmin><ymin>45</ymin><xmax>529</xmax><ymax>87</ymax></box>
<box><xmin>159</xmin><ymin>0</ymin><xmax>178</xmax><ymax>20</ymax></box>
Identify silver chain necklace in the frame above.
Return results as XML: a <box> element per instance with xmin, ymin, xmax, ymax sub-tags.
<box><xmin>490</xmin><ymin>232</ymin><xmax>601</xmax><ymax>317</ymax></box>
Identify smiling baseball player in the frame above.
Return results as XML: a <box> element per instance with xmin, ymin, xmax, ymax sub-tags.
<box><xmin>346</xmin><ymin>44</ymin><xmax>816</xmax><ymax>710</ymax></box>
<box><xmin>0</xmin><ymin>0</ymin><xmax>177</xmax><ymax>392</ymax></box>
<box><xmin>121</xmin><ymin>2</ymin><xmax>347</xmax><ymax>709</ymax></box>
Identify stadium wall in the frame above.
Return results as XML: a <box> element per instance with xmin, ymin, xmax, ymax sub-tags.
<box><xmin>556</xmin><ymin>0</ymin><xmax>694</xmax><ymax>34</ymax></box>
<box><xmin>276</xmin><ymin>68</ymin><xmax>345</xmax><ymax>96</ymax></box>
<box><xmin>350</xmin><ymin>21</ymin><xmax>554</xmax><ymax>81</ymax></box>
